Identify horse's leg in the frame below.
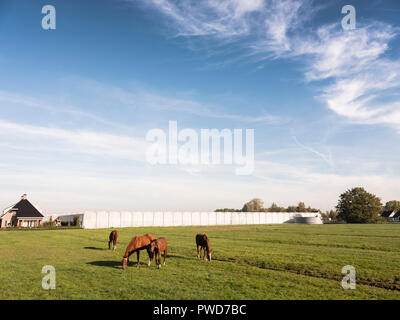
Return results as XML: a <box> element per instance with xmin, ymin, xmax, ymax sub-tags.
<box><xmin>127</xmin><ymin>249</ymin><xmax>135</xmax><ymax>263</ymax></box>
<box><xmin>147</xmin><ymin>248</ymin><xmax>152</xmax><ymax>267</ymax></box>
<box><xmin>197</xmin><ymin>245</ymin><xmax>201</xmax><ymax>259</ymax></box>
<box><xmin>203</xmin><ymin>247</ymin><xmax>206</xmax><ymax>260</ymax></box>
<box><xmin>113</xmin><ymin>239</ymin><xmax>117</xmax><ymax>251</ymax></box>
<box><xmin>157</xmin><ymin>251</ymin><xmax>161</xmax><ymax>269</ymax></box>
<box><xmin>163</xmin><ymin>248</ymin><xmax>167</xmax><ymax>266</ymax></box>
<box><xmin>136</xmin><ymin>250</ymin><xmax>140</xmax><ymax>268</ymax></box>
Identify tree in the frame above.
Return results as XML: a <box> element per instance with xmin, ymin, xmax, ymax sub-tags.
<box><xmin>383</xmin><ymin>200</ymin><xmax>400</xmax><ymax>212</ymax></box>
<box><xmin>328</xmin><ymin>210</ymin><xmax>338</xmax><ymax>221</ymax></box>
<box><xmin>242</xmin><ymin>198</ymin><xmax>264</xmax><ymax>212</ymax></box>
<box><xmin>286</xmin><ymin>206</ymin><xmax>297</xmax><ymax>212</ymax></box>
<box><xmin>268</xmin><ymin>203</ymin><xmax>286</xmax><ymax>212</ymax></box>
<box><xmin>336</xmin><ymin>187</ymin><xmax>382</xmax><ymax>223</ymax></box>
<box><xmin>296</xmin><ymin>202</ymin><xmax>307</xmax><ymax>212</ymax></box>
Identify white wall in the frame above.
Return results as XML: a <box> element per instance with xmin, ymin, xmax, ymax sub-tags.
<box><xmin>80</xmin><ymin>211</ymin><xmax>321</xmax><ymax>229</ymax></box>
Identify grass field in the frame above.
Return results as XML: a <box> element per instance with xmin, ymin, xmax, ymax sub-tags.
<box><xmin>1</xmin><ymin>224</ymin><xmax>400</xmax><ymax>300</ymax></box>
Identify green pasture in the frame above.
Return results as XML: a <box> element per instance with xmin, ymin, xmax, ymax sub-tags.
<box><xmin>0</xmin><ymin>224</ymin><xmax>399</xmax><ymax>299</ymax></box>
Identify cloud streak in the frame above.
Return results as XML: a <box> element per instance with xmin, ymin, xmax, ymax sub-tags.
<box><xmin>64</xmin><ymin>77</ymin><xmax>282</xmax><ymax>124</ymax></box>
<box><xmin>0</xmin><ymin>119</ymin><xmax>148</xmax><ymax>161</ymax></box>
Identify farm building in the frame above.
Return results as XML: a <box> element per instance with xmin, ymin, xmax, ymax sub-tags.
<box><xmin>381</xmin><ymin>210</ymin><xmax>400</xmax><ymax>222</ymax></box>
<box><xmin>56</xmin><ymin>213</ymin><xmax>84</xmax><ymax>227</ymax></box>
<box><xmin>63</xmin><ymin>211</ymin><xmax>322</xmax><ymax>229</ymax></box>
<box><xmin>0</xmin><ymin>194</ymin><xmax>44</xmax><ymax>228</ymax></box>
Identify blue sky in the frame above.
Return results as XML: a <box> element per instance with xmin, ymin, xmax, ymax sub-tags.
<box><xmin>0</xmin><ymin>0</ymin><xmax>399</xmax><ymax>213</ymax></box>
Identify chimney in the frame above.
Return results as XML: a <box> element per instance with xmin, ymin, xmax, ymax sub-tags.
<box><xmin>21</xmin><ymin>194</ymin><xmax>27</xmax><ymax>200</ymax></box>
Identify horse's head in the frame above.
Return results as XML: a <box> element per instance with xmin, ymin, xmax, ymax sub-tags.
<box><xmin>122</xmin><ymin>257</ymin><xmax>128</xmax><ymax>270</ymax></box>
<box><xmin>146</xmin><ymin>245</ymin><xmax>154</xmax><ymax>259</ymax></box>
<box><xmin>149</xmin><ymin>240</ymin><xmax>157</xmax><ymax>253</ymax></box>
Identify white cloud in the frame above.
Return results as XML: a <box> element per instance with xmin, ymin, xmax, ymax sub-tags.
<box><xmin>0</xmin><ymin>119</ymin><xmax>148</xmax><ymax>161</ymax></box>
<box><xmin>291</xmin><ymin>23</ymin><xmax>400</xmax><ymax>128</ymax></box>
<box><xmin>139</xmin><ymin>0</ymin><xmax>309</xmax><ymax>51</ymax></box>
<box><xmin>139</xmin><ymin>0</ymin><xmax>400</xmax><ymax>131</ymax></box>
<box><xmin>142</xmin><ymin>0</ymin><xmax>263</xmax><ymax>37</ymax></box>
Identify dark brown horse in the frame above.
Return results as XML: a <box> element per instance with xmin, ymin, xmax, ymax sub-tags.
<box><xmin>196</xmin><ymin>234</ymin><xmax>212</xmax><ymax>261</ymax></box>
<box><xmin>149</xmin><ymin>237</ymin><xmax>168</xmax><ymax>269</ymax></box>
<box><xmin>108</xmin><ymin>230</ymin><xmax>119</xmax><ymax>250</ymax></box>
<box><xmin>122</xmin><ymin>233</ymin><xmax>155</xmax><ymax>269</ymax></box>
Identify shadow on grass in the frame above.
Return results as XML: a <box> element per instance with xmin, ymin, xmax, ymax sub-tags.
<box><xmin>84</xmin><ymin>246</ymin><xmax>107</xmax><ymax>250</ymax></box>
<box><xmin>88</xmin><ymin>254</ymin><xmax>187</xmax><ymax>270</ymax></box>
<box><xmin>87</xmin><ymin>260</ymin><xmax>151</xmax><ymax>269</ymax></box>
<box><xmin>87</xmin><ymin>260</ymin><xmax>122</xmax><ymax>269</ymax></box>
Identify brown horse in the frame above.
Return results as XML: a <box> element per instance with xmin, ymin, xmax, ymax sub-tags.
<box><xmin>122</xmin><ymin>233</ymin><xmax>155</xmax><ymax>269</ymax></box>
<box><xmin>196</xmin><ymin>234</ymin><xmax>212</xmax><ymax>261</ymax></box>
<box><xmin>149</xmin><ymin>237</ymin><xmax>168</xmax><ymax>269</ymax></box>
<box><xmin>108</xmin><ymin>230</ymin><xmax>119</xmax><ymax>250</ymax></box>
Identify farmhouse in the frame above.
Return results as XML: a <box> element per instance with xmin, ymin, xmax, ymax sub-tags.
<box><xmin>0</xmin><ymin>194</ymin><xmax>44</xmax><ymax>228</ymax></box>
<box><xmin>381</xmin><ymin>210</ymin><xmax>400</xmax><ymax>222</ymax></box>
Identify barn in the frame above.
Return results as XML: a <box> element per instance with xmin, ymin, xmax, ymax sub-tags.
<box><xmin>0</xmin><ymin>194</ymin><xmax>44</xmax><ymax>228</ymax></box>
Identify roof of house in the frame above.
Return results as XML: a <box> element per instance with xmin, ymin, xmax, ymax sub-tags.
<box><xmin>2</xmin><ymin>199</ymin><xmax>44</xmax><ymax>218</ymax></box>
<box><xmin>381</xmin><ymin>210</ymin><xmax>397</xmax><ymax>218</ymax></box>
<box><xmin>391</xmin><ymin>211</ymin><xmax>400</xmax><ymax>218</ymax></box>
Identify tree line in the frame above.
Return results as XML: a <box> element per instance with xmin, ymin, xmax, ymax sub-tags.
<box><xmin>215</xmin><ymin>187</ymin><xmax>400</xmax><ymax>224</ymax></box>
<box><xmin>215</xmin><ymin>198</ymin><xmax>320</xmax><ymax>213</ymax></box>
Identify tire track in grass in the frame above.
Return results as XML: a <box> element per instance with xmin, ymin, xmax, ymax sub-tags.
<box><xmin>210</xmin><ymin>235</ymin><xmax>400</xmax><ymax>253</ymax></box>
<box><xmin>214</xmin><ymin>256</ymin><xmax>400</xmax><ymax>291</ymax></box>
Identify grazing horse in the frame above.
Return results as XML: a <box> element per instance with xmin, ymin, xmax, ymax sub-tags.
<box><xmin>196</xmin><ymin>234</ymin><xmax>212</xmax><ymax>261</ymax></box>
<box><xmin>149</xmin><ymin>237</ymin><xmax>168</xmax><ymax>269</ymax></box>
<box><xmin>122</xmin><ymin>233</ymin><xmax>155</xmax><ymax>269</ymax></box>
<box><xmin>108</xmin><ymin>230</ymin><xmax>119</xmax><ymax>250</ymax></box>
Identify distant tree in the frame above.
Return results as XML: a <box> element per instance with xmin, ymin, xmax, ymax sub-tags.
<box><xmin>336</xmin><ymin>187</ymin><xmax>382</xmax><ymax>223</ymax></box>
<box><xmin>268</xmin><ymin>203</ymin><xmax>286</xmax><ymax>212</ymax></box>
<box><xmin>320</xmin><ymin>211</ymin><xmax>329</xmax><ymax>221</ymax></box>
<box><xmin>286</xmin><ymin>206</ymin><xmax>297</xmax><ymax>213</ymax></box>
<box><xmin>321</xmin><ymin>210</ymin><xmax>338</xmax><ymax>222</ymax></box>
<box><xmin>296</xmin><ymin>202</ymin><xmax>307</xmax><ymax>212</ymax></box>
<box><xmin>215</xmin><ymin>208</ymin><xmax>240</xmax><ymax>212</ymax></box>
<box><xmin>328</xmin><ymin>210</ymin><xmax>338</xmax><ymax>221</ymax></box>
<box><xmin>383</xmin><ymin>200</ymin><xmax>400</xmax><ymax>212</ymax></box>
<box><xmin>242</xmin><ymin>198</ymin><xmax>264</xmax><ymax>212</ymax></box>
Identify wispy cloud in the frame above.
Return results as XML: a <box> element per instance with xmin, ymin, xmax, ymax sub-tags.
<box><xmin>136</xmin><ymin>0</ymin><xmax>311</xmax><ymax>55</ymax></box>
<box><xmin>292</xmin><ymin>135</ymin><xmax>333</xmax><ymax>168</ymax></box>
<box><xmin>0</xmin><ymin>119</ymin><xmax>148</xmax><ymax>161</ymax></box>
<box><xmin>295</xmin><ymin>23</ymin><xmax>400</xmax><ymax>129</ymax></box>
<box><xmin>65</xmin><ymin>77</ymin><xmax>282</xmax><ymax>124</ymax></box>
<box><xmin>140</xmin><ymin>0</ymin><xmax>264</xmax><ymax>37</ymax></box>
<box><xmin>138</xmin><ymin>0</ymin><xmax>400</xmax><ymax>132</ymax></box>
<box><xmin>0</xmin><ymin>90</ymin><xmax>132</xmax><ymax>130</ymax></box>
